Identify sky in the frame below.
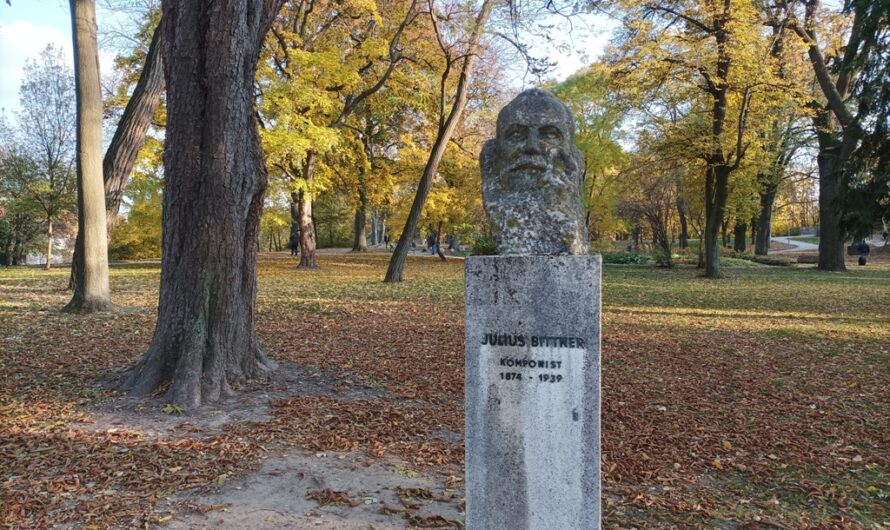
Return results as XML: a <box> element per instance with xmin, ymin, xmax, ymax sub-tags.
<box><xmin>0</xmin><ymin>0</ymin><xmax>124</xmax><ymax>117</ymax></box>
<box><xmin>0</xmin><ymin>2</ymin><xmax>617</xmax><ymax>116</ymax></box>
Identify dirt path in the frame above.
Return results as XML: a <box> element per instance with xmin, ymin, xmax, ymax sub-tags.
<box><xmin>75</xmin><ymin>363</ymin><xmax>465</xmax><ymax>530</ymax></box>
<box><xmin>165</xmin><ymin>451</ymin><xmax>463</xmax><ymax>530</ymax></box>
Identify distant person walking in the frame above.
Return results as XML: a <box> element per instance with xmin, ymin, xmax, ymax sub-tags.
<box><xmin>857</xmin><ymin>240</ymin><xmax>870</xmax><ymax>266</ymax></box>
<box><xmin>427</xmin><ymin>233</ymin><xmax>436</xmax><ymax>255</ymax></box>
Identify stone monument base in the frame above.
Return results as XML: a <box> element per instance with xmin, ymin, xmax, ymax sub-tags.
<box><xmin>464</xmin><ymin>255</ymin><xmax>601</xmax><ymax>530</ymax></box>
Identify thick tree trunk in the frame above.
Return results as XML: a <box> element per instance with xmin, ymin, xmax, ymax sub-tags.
<box><xmin>704</xmin><ymin>166</ymin><xmax>729</xmax><ymax>278</ymax></box>
<box><xmin>45</xmin><ymin>219</ymin><xmax>53</xmax><ymax>270</ymax></box>
<box><xmin>65</xmin><ymin>0</ymin><xmax>111</xmax><ymax>312</ymax></box>
<box><xmin>733</xmin><ymin>222</ymin><xmax>746</xmax><ymax>252</ymax></box>
<box><xmin>755</xmin><ymin>183</ymin><xmax>777</xmax><ymax>255</ymax></box>
<box><xmin>816</xmin><ymin>141</ymin><xmax>847</xmax><ymax>271</ymax></box>
<box><xmin>298</xmin><ymin>153</ymin><xmax>318</xmax><ymax>268</ymax></box>
<box><xmin>384</xmin><ymin>0</ymin><xmax>494</xmax><ymax>282</ymax></box>
<box><xmin>122</xmin><ymin>0</ymin><xmax>282</xmax><ymax>408</ymax></box>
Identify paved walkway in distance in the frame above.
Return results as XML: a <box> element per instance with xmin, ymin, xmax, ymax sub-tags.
<box><xmin>771</xmin><ymin>236</ymin><xmax>819</xmax><ymax>254</ymax></box>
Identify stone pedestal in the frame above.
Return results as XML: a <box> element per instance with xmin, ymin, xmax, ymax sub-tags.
<box><xmin>464</xmin><ymin>255</ymin><xmax>601</xmax><ymax>530</ymax></box>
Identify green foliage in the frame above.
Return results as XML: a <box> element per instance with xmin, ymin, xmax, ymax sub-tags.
<box><xmin>470</xmin><ymin>234</ymin><xmax>496</xmax><ymax>256</ymax></box>
<box><xmin>162</xmin><ymin>404</ymin><xmax>183</xmax><ymax>415</ymax></box>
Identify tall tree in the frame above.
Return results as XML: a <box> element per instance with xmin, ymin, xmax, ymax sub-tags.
<box><xmin>384</xmin><ymin>0</ymin><xmax>495</xmax><ymax>282</ymax></box>
<box><xmin>65</xmin><ymin>0</ymin><xmax>112</xmax><ymax>312</ymax></box>
<box><xmin>612</xmin><ymin>0</ymin><xmax>787</xmax><ymax>277</ymax></box>
<box><xmin>11</xmin><ymin>46</ymin><xmax>78</xmax><ymax>270</ymax></box>
<box><xmin>122</xmin><ymin>0</ymin><xmax>285</xmax><ymax>408</ymax></box>
<box><xmin>69</xmin><ymin>13</ymin><xmax>166</xmax><ymax>291</ymax></box>
<box><xmin>781</xmin><ymin>0</ymin><xmax>889</xmax><ymax>268</ymax></box>
<box><xmin>260</xmin><ymin>0</ymin><xmax>420</xmax><ymax>268</ymax></box>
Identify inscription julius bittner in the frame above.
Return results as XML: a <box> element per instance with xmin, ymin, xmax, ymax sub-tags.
<box><xmin>480</xmin><ymin>332</ymin><xmax>585</xmax><ymax>349</ymax></box>
<box><xmin>481</xmin><ymin>331</ymin><xmax>584</xmax><ymax>384</ymax></box>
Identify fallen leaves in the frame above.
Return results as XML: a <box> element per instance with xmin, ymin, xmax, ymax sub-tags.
<box><xmin>2</xmin><ymin>255</ymin><xmax>889</xmax><ymax>528</ymax></box>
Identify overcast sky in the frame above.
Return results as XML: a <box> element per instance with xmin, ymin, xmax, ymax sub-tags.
<box><xmin>0</xmin><ymin>2</ymin><xmax>617</xmax><ymax>117</ymax></box>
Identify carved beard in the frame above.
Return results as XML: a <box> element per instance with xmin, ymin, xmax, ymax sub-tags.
<box><xmin>480</xmin><ymin>140</ymin><xmax>588</xmax><ymax>256</ymax></box>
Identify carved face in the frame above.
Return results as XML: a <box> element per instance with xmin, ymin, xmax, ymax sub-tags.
<box><xmin>495</xmin><ymin>93</ymin><xmax>578</xmax><ymax>191</ymax></box>
<box><xmin>480</xmin><ymin>89</ymin><xmax>589</xmax><ymax>255</ymax></box>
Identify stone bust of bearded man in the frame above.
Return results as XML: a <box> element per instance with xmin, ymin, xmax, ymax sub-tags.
<box><xmin>480</xmin><ymin>88</ymin><xmax>589</xmax><ymax>255</ymax></box>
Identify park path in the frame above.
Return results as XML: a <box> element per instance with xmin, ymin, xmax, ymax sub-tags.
<box><xmin>770</xmin><ymin>236</ymin><xmax>819</xmax><ymax>254</ymax></box>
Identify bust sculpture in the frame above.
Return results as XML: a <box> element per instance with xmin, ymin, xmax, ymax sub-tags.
<box><xmin>480</xmin><ymin>88</ymin><xmax>588</xmax><ymax>255</ymax></box>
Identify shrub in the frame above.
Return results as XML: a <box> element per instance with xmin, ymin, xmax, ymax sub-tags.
<box><xmin>471</xmin><ymin>234</ymin><xmax>496</xmax><ymax>255</ymax></box>
<box><xmin>751</xmin><ymin>255</ymin><xmax>794</xmax><ymax>266</ymax></box>
<box><xmin>600</xmin><ymin>251</ymin><xmax>649</xmax><ymax>264</ymax></box>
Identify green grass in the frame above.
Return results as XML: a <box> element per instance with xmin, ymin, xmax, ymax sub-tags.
<box><xmin>789</xmin><ymin>235</ymin><xmax>820</xmax><ymax>244</ymax></box>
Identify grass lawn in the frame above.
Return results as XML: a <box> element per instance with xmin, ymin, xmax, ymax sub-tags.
<box><xmin>790</xmin><ymin>236</ymin><xmax>821</xmax><ymax>245</ymax></box>
<box><xmin>2</xmin><ymin>254</ymin><xmax>889</xmax><ymax>529</ymax></box>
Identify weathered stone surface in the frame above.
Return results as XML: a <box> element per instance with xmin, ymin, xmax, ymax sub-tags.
<box><xmin>481</xmin><ymin>89</ymin><xmax>588</xmax><ymax>256</ymax></box>
<box><xmin>464</xmin><ymin>255</ymin><xmax>601</xmax><ymax>530</ymax></box>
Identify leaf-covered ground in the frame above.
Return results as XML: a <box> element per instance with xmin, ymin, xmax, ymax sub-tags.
<box><xmin>1</xmin><ymin>252</ymin><xmax>888</xmax><ymax>529</ymax></box>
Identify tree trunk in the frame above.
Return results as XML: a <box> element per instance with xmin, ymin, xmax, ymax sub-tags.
<box><xmin>45</xmin><ymin>219</ymin><xmax>53</xmax><ymax>270</ymax></box>
<box><xmin>65</xmin><ymin>0</ymin><xmax>111</xmax><ymax>312</ymax></box>
<box><xmin>384</xmin><ymin>0</ymin><xmax>494</xmax><ymax>282</ymax></box>
<box><xmin>297</xmin><ymin>153</ymin><xmax>318</xmax><ymax>268</ymax></box>
<box><xmin>289</xmin><ymin>192</ymin><xmax>300</xmax><ymax>255</ymax></box>
<box><xmin>122</xmin><ymin>0</ymin><xmax>283</xmax><ymax>408</ymax></box>
<box><xmin>704</xmin><ymin>166</ymin><xmax>729</xmax><ymax>278</ymax></box>
<box><xmin>733</xmin><ymin>222</ymin><xmax>746</xmax><ymax>252</ymax></box>
<box><xmin>351</xmin><ymin>171</ymin><xmax>368</xmax><ymax>252</ymax></box>
<box><xmin>70</xmin><ymin>15</ymin><xmax>166</xmax><ymax>289</ymax></box>
<box><xmin>755</xmin><ymin>183</ymin><xmax>777</xmax><ymax>255</ymax></box>
<box><xmin>816</xmin><ymin>138</ymin><xmax>847</xmax><ymax>271</ymax></box>
<box><xmin>676</xmin><ymin>196</ymin><xmax>689</xmax><ymax>248</ymax></box>
<box><xmin>103</xmin><ymin>17</ymin><xmax>166</xmax><ymax>233</ymax></box>
<box><xmin>435</xmin><ymin>220</ymin><xmax>446</xmax><ymax>261</ymax></box>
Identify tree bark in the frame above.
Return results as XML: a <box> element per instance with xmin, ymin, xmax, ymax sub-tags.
<box><xmin>297</xmin><ymin>153</ymin><xmax>318</xmax><ymax>268</ymax></box>
<box><xmin>814</xmin><ymin>119</ymin><xmax>847</xmax><ymax>271</ymax></box>
<box><xmin>103</xmin><ymin>17</ymin><xmax>166</xmax><ymax>233</ymax></box>
<box><xmin>384</xmin><ymin>0</ymin><xmax>494</xmax><ymax>282</ymax></box>
<box><xmin>676</xmin><ymin>195</ymin><xmax>689</xmax><ymax>248</ymax></box>
<box><xmin>288</xmin><ymin>192</ymin><xmax>300</xmax><ymax>255</ymax></box>
<box><xmin>733</xmin><ymin>222</ymin><xmax>746</xmax><ymax>252</ymax></box>
<box><xmin>704</xmin><ymin>165</ymin><xmax>730</xmax><ymax>278</ymax></box>
<box><xmin>755</xmin><ymin>182</ymin><xmax>777</xmax><ymax>255</ymax></box>
<box><xmin>45</xmin><ymin>219</ymin><xmax>53</xmax><ymax>270</ymax></box>
<box><xmin>351</xmin><ymin>171</ymin><xmax>368</xmax><ymax>252</ymax></box>
<box><xmin>65</xmin><ymin>0</ymin><xmax>111</xmax><ymax>312</ymax></box>
<box><xmin>122</xmin><ymin>0</ymin><xmax>283</xmax><ymax>408</ymax></box>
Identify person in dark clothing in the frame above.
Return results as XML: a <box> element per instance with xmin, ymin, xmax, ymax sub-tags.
<box><xmin>857</xmin><ymin>240</ymin><xmax>870</xmax><ymax>266</ymax></box>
